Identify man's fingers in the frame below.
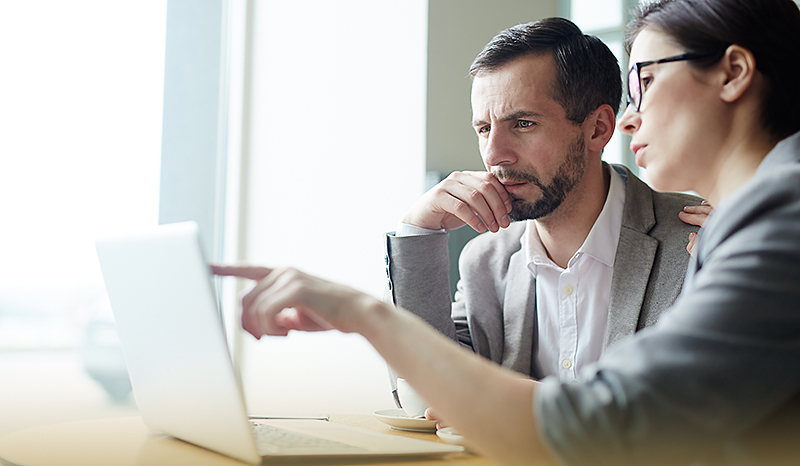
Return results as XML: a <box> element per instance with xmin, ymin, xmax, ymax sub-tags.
<box><xmin>424</xmin><ymin>407</ymin><xmax>440</xmax><ymax>421</ymax></box>
<box><xmin>440</xmin><ymin>174</ymin><xmax>511</xmax><ymax>232</ymax></box>
<box><xmin>402</xmin><ymin>171</ymin><xmax>511</xmax><ymax>231</ymax></box>
<box><xmin>425</xmin><ymin>407</ymin><xmax>450</xmax><ymax>429</ymax></box>
<box><xmin>211</xmin><ymin>264</ymin><xmax>273</xmax><ymax>281</ymax></box>
<box><xmin>455</xmin><ymin>172</ymin><xmax>512</xmax><ymax>223</ymax></box>
<box><xmin>442</xmin><ymin>194</ymin><xmax>490</xmax><ymax>233</ymax></box>
<box><xmin>461</xmin><ymin>171</ymin><xmax>511</xmax><ymax>205</ymax></box>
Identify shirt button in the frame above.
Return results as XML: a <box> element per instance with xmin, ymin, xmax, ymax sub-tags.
<box><xmin>563</xmin><ymin>285</ymin><xmax>574</xmax><ymax>295</ymax></box>
<box><xmin>562</xmin><ymin>359</ymin><xmax>572</xmax><ymax>369</ymax></box>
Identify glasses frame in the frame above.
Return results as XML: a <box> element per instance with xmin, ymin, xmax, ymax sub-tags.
<box><xmin>626</xmin><ymin>52</ymin><xmax>717</xmax><ymax>113</ymax></box>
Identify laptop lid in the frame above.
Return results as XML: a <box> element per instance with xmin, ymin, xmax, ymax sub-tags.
<box><xmin>96</xmin><ymin>221</ymin><xmax>462</xmax><ymax>463</ymax></box>
<box><xmin>96</xmin><ymin>221</ymin><xmax>263</xmax><ymax>464</ymax></box>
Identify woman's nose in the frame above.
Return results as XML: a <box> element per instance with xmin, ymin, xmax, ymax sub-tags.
<box><xmin>617</xmin><ymin>103</ymin><xmax>640</xmax><ymax>136</ymax></box>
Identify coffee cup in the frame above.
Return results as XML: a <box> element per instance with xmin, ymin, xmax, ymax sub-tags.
<box><xmin>396</xmin><ymin>378</ymin><xmax>428</xmax><ymax>418</ymax></box>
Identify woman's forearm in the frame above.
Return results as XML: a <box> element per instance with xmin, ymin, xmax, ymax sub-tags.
<box><xmin>361</xmin><ymin>300</ymin><xmax>558</xmax><ymax>466</ymax></box>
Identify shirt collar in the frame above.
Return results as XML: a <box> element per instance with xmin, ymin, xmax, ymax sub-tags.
<box><xmin>524</xmin><ymin>220</ymin><xmax>551</xmax><ymax>277</ymax></box>
<box><xmin>524</xmin><ymin>164</ymin><xmax>627</xmax><ymax>275</ymax></box>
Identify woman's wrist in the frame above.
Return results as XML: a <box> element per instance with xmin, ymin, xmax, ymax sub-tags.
<box><xmin>356</xmin><ymin>296</ymin><xmax>398</xmax><ymax>345</ymax></box>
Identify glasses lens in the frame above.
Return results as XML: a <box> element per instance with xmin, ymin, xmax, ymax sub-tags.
<box><xmin>627</xmin><ymin>67</ymin><xmax>641</xmax><ymax>110</ymax></box>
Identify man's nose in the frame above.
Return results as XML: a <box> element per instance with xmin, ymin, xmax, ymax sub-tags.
<box><xmin>482</xmin><ymin>128</ymin><xmax>517</xmax><ymax>167</ymax></box>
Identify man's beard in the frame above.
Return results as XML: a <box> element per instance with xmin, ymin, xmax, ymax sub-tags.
<box><xmin>494</xmin><ymin>134</ymin><xmax>587</xmax><ymax>221</ymax></box>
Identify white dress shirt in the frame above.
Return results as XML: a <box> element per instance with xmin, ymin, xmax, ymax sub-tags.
<box><xmin>527</xmin><ymin>166</ymin><xmax>625</xmax><ymax>381</ymax></box>
<box><xmin>396</xmin><ymin>166</ymin><xmax>626</xmax><ymax>382</ymax></box>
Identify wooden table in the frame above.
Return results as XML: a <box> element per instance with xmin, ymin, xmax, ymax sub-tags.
<box><xmin>0</xmin><ymin>414</ymin><xmax>495</xmax><ymax>466</ymax></box>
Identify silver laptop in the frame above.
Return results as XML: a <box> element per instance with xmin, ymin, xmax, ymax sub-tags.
<box><xmin>95</xmin><ymin>221</ymin><xmax>462</xmax><ymax>464</ymax></box>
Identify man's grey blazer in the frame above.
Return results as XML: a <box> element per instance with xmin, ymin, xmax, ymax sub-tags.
<box><xmin>385</xmin><ymin>164</ymin><xmax>701</xmax><ymax>378</ymax></box>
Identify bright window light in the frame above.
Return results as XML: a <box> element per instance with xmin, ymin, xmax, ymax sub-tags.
<box><xmin>571</xmin><ymin>0</ymin><xmax>623</xmax><ymax>32</ymax></box>
<box><xmin>0</xmin><ymin>1</ymin><xmax>167</xmax><ymax>349</ymax></box>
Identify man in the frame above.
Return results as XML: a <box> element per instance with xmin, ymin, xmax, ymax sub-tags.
<box><xmin>385</xmin><ymin>17</ymin><xmax>701</xmax><ymax>383</ymax></box>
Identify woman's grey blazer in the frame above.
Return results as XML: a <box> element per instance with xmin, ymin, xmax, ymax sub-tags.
<box><xmin>385</xmin><ymin>164</ymin><xmax>701</xmax><ymax>378</ymax></box>
<box><xmin>536</xmin><ymin>132</ymin><xmax>800</xmax><ymax>465</ymax></box>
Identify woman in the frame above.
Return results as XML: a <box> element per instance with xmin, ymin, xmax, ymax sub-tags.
<box><xmin>214</xmin><ymin>1</ymin><xmax>800</xmax><ymax>464</ymax></box>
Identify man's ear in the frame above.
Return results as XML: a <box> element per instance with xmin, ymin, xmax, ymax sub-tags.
<box><xmin>584</xmin><ymin>104</ymin><xmax>616</xmax><ymax>153</ymax></box>
<box><xmin>719</xmin><ymin>44</ymin><xmax>757</xmax><ymax>103</ymax></box>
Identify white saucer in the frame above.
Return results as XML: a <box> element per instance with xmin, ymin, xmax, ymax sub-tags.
<box><xmin>373</xmin><ymin>409</ymin><xmax>437</xmax><ymax>432</ymax></box>
<box><xmin>436</xmin><ymin>427</ymin><xmax>470</xmax><ymax>449</ymax></box>
<box><xmin>436</xmin><ymin>427</ymin><xmax>464</xmax><ymax>446</ymax></box>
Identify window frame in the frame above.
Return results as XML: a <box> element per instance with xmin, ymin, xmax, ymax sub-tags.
<box><xmin>159</xmin><ymin>0</ymin><xmax>247</xmax><ymax>364</ymax></box>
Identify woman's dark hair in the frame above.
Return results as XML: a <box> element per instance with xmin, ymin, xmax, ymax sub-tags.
<box><xmin>470</xmin><ymin>18</ymin><xmax>622</xmax><ymax>125</ymax></box>
<box><xmin>624</xmin><ymin>0</ymin><xmax>800</xmax><ymax>139</ymax></box>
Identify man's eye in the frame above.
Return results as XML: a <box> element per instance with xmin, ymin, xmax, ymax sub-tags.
<box><xmin>477</xmin><ymin>126</ymin><xmax>490</xmax><ymax>135</ymax></box>
<box><xmin>517</xmin><ymin>120</ymin><xmax>535</xmax><ymax>128</ymax></box>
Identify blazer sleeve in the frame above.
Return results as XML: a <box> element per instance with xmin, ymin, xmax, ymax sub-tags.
<box><xmin>385</xmin><ymin>232</ymin><xmax>468</xmax><ymax>345</ymax></box>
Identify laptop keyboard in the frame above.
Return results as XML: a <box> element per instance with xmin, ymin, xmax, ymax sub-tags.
<box><xmin>251</xmin><ymin>422</ymin><xmax>370</xmax><ymax>455</ymax></box>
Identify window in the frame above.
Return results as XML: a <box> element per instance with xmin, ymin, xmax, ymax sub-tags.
<box><xmin>0</xmin><ymin>1</ymin><xmax>167</xmax><ymax>350</ymax></box>
<box><xmin>0</xmin><ymin>0</ymin><xmax>166</xmax><ymax>436</ymax></box>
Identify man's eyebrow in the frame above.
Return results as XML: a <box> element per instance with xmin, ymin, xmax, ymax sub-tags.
<box><xmin>471</xmin><ymin>110</ymin><xmax>545</xmax><ymax>127</ymax></box>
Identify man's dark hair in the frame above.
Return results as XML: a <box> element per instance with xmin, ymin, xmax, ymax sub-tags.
<box><xmin>625</xmin><ymin>0</ymin><xmax>800</xmax><ymax>140</ymax></box>
<box><xmin>470</xmin><ymin>17</ymin><xmax>622</xmax><ymax>124</ymax></box>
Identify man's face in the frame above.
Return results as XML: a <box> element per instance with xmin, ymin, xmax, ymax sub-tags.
<box><xmin>471</xmin><ymin>53</ymin><xmax>587</xmax><ymax>221</ymax></box>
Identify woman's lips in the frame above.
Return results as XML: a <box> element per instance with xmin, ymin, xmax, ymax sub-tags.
<box><xmin>630</xmin><ymin>143</ymin><xmax>647</xmax><ymax>167</ymax></box>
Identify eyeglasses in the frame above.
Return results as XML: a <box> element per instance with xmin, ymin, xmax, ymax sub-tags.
<box><xmin>626</xmin><ymin>52</ymin><xmax>716</xmax><ymax>112</ymax></box>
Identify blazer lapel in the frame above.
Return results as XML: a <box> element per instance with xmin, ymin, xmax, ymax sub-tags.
<box><xmin>500</xmin><ymin>246</ymin><xmax>539</xmax><ymax>376</ymax></box>
<box><xmin>605</xmin><ymin>166</ymin><xmax>658</xmax><ymax>348</ymax></box>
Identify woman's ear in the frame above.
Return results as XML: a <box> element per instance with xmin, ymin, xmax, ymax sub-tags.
<box><xmin>719</xmin><ymin>44</ymin><xmax>757</xmax><ymax>103</ymax></box>
<box><xmin>584</xmin><ymin>104</ymin><xmax>616</xmax><ymax>153</ymax></box>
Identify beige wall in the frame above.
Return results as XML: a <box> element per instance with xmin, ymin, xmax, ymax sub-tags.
<box><xmin>426</xmin><ymin>0</ymin><xmax>558</xmax><ymax>175</ymax></box>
